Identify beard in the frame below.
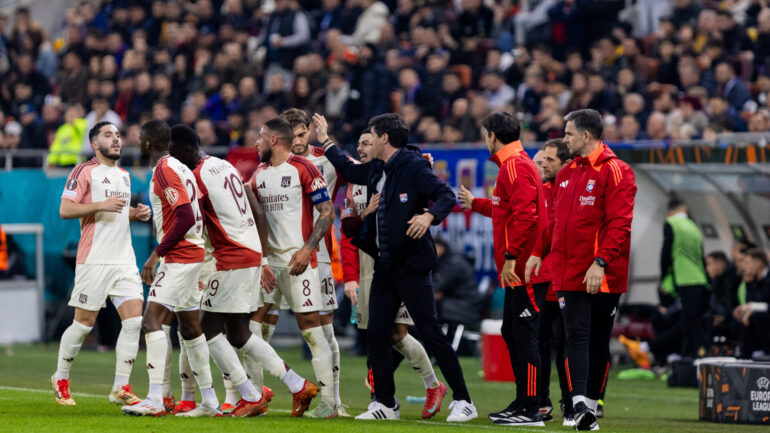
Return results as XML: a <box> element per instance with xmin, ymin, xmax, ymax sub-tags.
<box><xmin>259</xmin><ymin>147</ymin><xmax>272</xmax><ymax>163</ymax></box>
<box><xmin>291</xmin><ymin>142</ymin><xmax>309</xmax><ymax>155</ymax></box>
<box><xmin>99</xmin><ymin>143</ymin><xmax>121</xmax><ymax>160</ymax></box>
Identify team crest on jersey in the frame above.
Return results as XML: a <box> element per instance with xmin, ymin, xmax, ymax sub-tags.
<box><xmin>79</xmin><ymin>294</ymin><xmax>88</xmax><ymax>304</ymax></box>
<box><xmin>400</xmin><ymin>193</ymin><xmax>408</xmax><ymax>202</ymax></box>
<box><xmin>281</xmin><ymin>176</ymin><xmax>292</xmax><ymax>187</ymax></box>
<box><xmin>164</xmin><ymin>187</ymin><xmax>179</xmax><ymax>205</ymax></box>
<box><xmin>310</xmin><ymin>177</ymin><xmax>327</xmax><ymax>191</ymax></box>
<box><xmin>586</xmin><ymin>179</ymin><xmax>595</xmax><ymax>192</ymax></box>
<box><xmin>558</xmin><ymin>297</ymin><xmax>565</xmax><ymax>309</ymax></box>
<box><xmin>66</xmin><ymin>178</ymin><xmax>78</xmax><ymax>190</ymax></box>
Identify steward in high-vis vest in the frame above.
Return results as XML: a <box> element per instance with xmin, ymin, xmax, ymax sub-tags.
<box><xmin>48</xmin><ymin>106</ymin><xmax>87</xmax><ymax>167</ymax></box>
<box><xmin>660</xmin><ymin>198</ymin><xmax>709</xmax><ymax>358</ymax></box>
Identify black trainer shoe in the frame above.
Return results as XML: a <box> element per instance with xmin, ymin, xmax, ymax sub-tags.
<box><xmin>488</xmin><ymin>400</ymin><xmax>519</xmax><ymax>422</ymax></box>
<box><xmin>492</xmin><ymin>406</ymin><xmax>545</xmax><ymax>427</ymax></box>
<box><xmin>574</xmin><ymin>402</ymin><xmax>599</xmax><ymax>431</ymax></box>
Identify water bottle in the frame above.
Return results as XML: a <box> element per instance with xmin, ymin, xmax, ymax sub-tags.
<box><xmin>350</xmin><ymin>288</ymin><xmax>359</xmax><ymax>324</ymax></box>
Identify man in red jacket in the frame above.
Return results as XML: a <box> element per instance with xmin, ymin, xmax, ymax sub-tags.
<box><xmin>526</xmin><ymin>138</ymin><xmax>575</xmax><ymax>426</ymax></box>
<box><xmin>458</xmin><ymin>112</ymin><xmax>547</xmax><ymax>426</ymax></box>
<box><xmin>538</xmin><ymin>109</ymin><xmax>636</xmax><ymax>431</ymax></box>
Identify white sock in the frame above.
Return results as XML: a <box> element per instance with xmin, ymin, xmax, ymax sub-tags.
<box><xmin>182</xmin><ymin>334</ymin><xmax>217</xmax><ymax>408</ymax></box>
<box><xmin>393</xmin><ymin>334</ymin><xmax>439</xmax><ymax>389</ymax></box>
<box><xmin>241</xmin><ymin>334</ymin><xmax>288</xmax><ymax>381</ymax></box>
<box><xmin>283</xmin><ymin>368</ymin><xmax>305</xmax><ymax>394</ymax></box>
<box><xmin>640</xmin><ymin>341</ymin><xmax>650</xmax><ymax>353</ymax></box>
<box><xmin>245</xmin><ymin>321</ymin><xmax>265</xmax><ymax>390</ymax></box>
<box><xmin>322</xmin><ymin>323</ymin><xmax>341</xmax><ymax>404</ymax></box>
<box><xmin>145</xmin><ymin>330</ymin><xmax>168</xmax><ymax>403</ymax></box>
<box><xmin>224</xmin><ymin>374</ymin><xmax>240</xmax><ymax>406</ymax></box>
<box><xmin>586</xmin><ymin>398</ymin><xmax>599</xmax><ymax>413</ymax></box>
<box><xmin>161</xmin><ymin>325</ymin><xmax>172</xmax><ymax>398</ymax></box>
<box><xmin>55</xmin><ymin>320</ymin><xmax>93</xmax><ymax>380</ymax></box>
<box><xmin>113</xmin><ymin>317</ymin><xmax>141</xmax><ymax>391</ymax></box>
<box><xmin>208</xmin><ymin>333</ymin><xmax>261</xmax><ymax>402</ymax></box>
<box><xmin>200</xmin><ymin>387</ymin><xmax>218</xmax><ymax>408</ymax></box>
<box><xmin>572</xmin><ymin>395</ymin><xmax>587</xmax><ymax>408</ymax></box>
<box><xmin>301</xmin><ymin>326</ymin><xmax>334</xmax><ymax>406</ymax></box>
<box><xmin>178</xmin><ymin>332</ymin><xmax>195</xmax><ymax>401</ymax></box>
<box><xmin>263</xmin><ymin>323</ymin><xmax>275</xmax><ymax>341</ymax></box>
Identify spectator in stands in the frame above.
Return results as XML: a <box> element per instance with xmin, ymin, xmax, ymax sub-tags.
<box><xmin>669</xmin><ymin>96</ymin><xmax>708</xmax><ymax>139</ymax></box>
<box><xmin>18</xmin><ymin>103</ymin><xmax>45</xmax><ymax>150</ymax></box>
<box><xmin>264</xmin><ymin>0</ymin><xmax>311</xmax><ymax>74</ymax></box>
<box><xmin>3</xmin><ymin>121</ymin><xmax>21</xmax><ymax>149</ymax></box>
<box><xmin>748</xmin><ymin>110</ymin><xmax>770</xmax><ymax>133</ymax></box>
<box><xmin>716</xmin><ymin>61</ymin><xmax>751</xmax><ymax>112</ymax></box>
<box><xmin>643</xmin><ymin>112</ymin><xmax>669</xmax><ymax>140</ymax></box>
<box><xmin>348</xmin><ymin>0</ymin><xmax>389</xmax><ymax>47</ymax></box>
<box><xmin>619</xmin><ymin>114</ymin><xmax>642</xmax><ymax>141</ymax></box>
<box><xmin>482</xmin><ymin>70</ymin><xmax>515</xmax><ymax>111</ymax></box>
<box><xmin>195</xmin><ymin>118</ymin><xmax>226</xmax><ymax>147</ymax></box>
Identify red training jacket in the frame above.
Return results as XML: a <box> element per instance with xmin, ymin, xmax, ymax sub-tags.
<box><xmin>548</xmin><ymin>142</ymin><xmax>636</xmax><ymax>294</ymax></box>
<box><xmin>529</xmin><ymin>181</ymin><xmax>557</xmax><ymax>301</ymax></box>
<box><xmin>471</xmin><ymin>141</ymin><xmax>548</xmax><ymax>287</ymax></box>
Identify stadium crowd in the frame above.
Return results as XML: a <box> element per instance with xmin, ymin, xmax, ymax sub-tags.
<box><xmin>0</xmin><ymin>0</ymin><xmax>769</xmax><ymax>167</ymax></box>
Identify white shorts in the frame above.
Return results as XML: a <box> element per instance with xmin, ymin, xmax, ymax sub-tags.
<box><xmin>265</xmin><ymin>265</ymin><xmax>322</xmax><ymax>313</ymax></box>
<box><xmin>147</xmin><ymin>261</ymin><xmax>204</xmax><ymax>312</ymax></box>
<box><xmin>356</xmin><ymin>276</ymin><xmax>413</xmax><ymax>330</ymax></box>
<box><xmin>318</xmin><ymin>263</ymin><xmax>337</xmax><ymax>312</ymax></box>
<box><xmin>69</xmin><ymin>264</ymin><xmax>143</xmax><ymax>312</ymax></box>
<box><xmin>201</xmin><ymin>266</ymin><xmax>262</xmax><ymax>313</ymax></box>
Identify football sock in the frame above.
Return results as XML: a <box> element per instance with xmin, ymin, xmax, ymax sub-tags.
<box><xmin>113</xmin><ymin>317</ymin><xmax>141</xmax><ymax>391</ymax></box>
<box><xmin>55</xmin><ymin>320</ymin><xmax>93</xmax><ymax>380</ymax></box>
<box><xmin>145</xmin><ymin>330</ymin><xmax>167</xmax><ymax>403</ymax></box>
<box><xmin>182</xmin><ymin>334</ymin><xmax>217</xmax><ymax>408</ymax></box>
<box><xmin>178</xmin><ymin>332</ymin><xmax>195</xmax><ymax>401</ymax></box>
<box><xmin>160</xmin><ymin>324</ymin><xmax>172</xmax><ymax>398</ymax></box>
<box><xmin>208</xmin><ymin>333</ymin><xmax>261</xmax><ymax>402</ymax></box>
<box><xmin>322</xmin><ymin>323</ymin><xmax>341</xmax><ymax>404</ymax></box>
<box><xmin>301</xmin><ymin>326</ymin><xmax>334</xmax><ymax>406</ymax></box>
<box><xmin>245</xmin><ymin>320</ymin><xmax>265</xmax><ymax>390</ymax></box>
<box><xmin>393</xmin><ymin>334</ymin><xmax>439</xmax><ymax>389</ymax></box>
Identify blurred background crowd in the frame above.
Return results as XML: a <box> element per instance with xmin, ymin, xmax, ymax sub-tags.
<box><xmin>0</xmin><ymin>0</ymin><xmax>769</xmax><ymax>169</ymax></box>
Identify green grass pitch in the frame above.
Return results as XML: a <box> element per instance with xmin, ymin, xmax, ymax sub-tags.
<box><xmin>0</xmin><ymin>344</ymin><xmax>765</xmax><ymax>432</ymax></box>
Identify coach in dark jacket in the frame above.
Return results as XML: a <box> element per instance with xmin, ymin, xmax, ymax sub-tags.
<box><xmin>318</xmin><ymin>112</ymin><xmax>476</xmax><ymax>421</ymax></box>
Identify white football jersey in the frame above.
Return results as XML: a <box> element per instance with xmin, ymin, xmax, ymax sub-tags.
<box><xmin>248</xmin><ymin>155</ymin><xmax>330</xmax><ymax>267</ymax></box>
<box><xmin>61</xmin><ymin>159</ymin><xmax>135</xmax><ymax>265</ymax></box>
<box><xmin>194</xmin><ymin>156</ymin><xmax>262</xmax><ymax>270</ymax></box>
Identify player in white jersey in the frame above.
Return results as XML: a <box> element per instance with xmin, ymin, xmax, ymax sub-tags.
<box><xmin>168</xmin><ymin>125</ymin><xmax>319</xmax><ymax>417</ymax></box>
<box><xmin>51</xmin><ymin>122</ymin><xmax>150</xmax><ymax>407</ymax></box>
<box><xmin>247</xmin><ymin>117</ymin><xmax>338</xmax><ymax>418</ymax></box>
<box><xmin>340</xmin><ymin>128</ymin><xmax>447</xmax><ymax>419</ymax></box>
<box><xmin>122</xmin><ymin>121</ymin><xmax>219</xmax><ymax>417</ymax></box>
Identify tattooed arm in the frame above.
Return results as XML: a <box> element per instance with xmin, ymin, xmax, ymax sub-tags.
<box><xmin>288</xmin><ymin>200</ymin><xmax>336</xmax><ymax>275</ymax></box>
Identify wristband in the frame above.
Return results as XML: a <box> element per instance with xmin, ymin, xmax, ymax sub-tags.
<box><xmin>505</xmin><ymin>252</ymin><xmax>516</xmax><ymax>260</ymax></box>
<box><xmin>261</xmin><ymin>255</ymin><xmax>269</xmax><ymax>267</ymax></box>
<box><xmin>594</xmin><ymin>257</ymin><xmax>607</xmax><ymax>268</ymax></box>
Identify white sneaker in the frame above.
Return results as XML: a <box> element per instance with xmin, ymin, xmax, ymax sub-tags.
<box><xmin>175</xmin><ymin>404</ymin><xmax>222</xmax><ymax>417</ymax></box>
<box><xmin>446</xmin><ymin>400</ymin><xmax>477</xmax><ymax>422</ymax></box>
<box><xmin>121</xmin><ymin>399</ymin><xmax>166</xmax><ymax>416</ymax></box>
<box><xmin>355</xmin><ymin>401</ymin><xmax>400</xmax><ymax>420</ymax></box>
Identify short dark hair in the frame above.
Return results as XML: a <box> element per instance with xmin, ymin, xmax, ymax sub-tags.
<box><xmin>747</xmin><ymin>248</ymin><xmax>769</xmax><ymax>268</ymax></box>
<box><xmin>140</xmin><ymin>119</ymin><xmax>171</xmax><ymax>151</ymax></box>
<box><xmin>360</xmin><ymin>127</ymin><xmax>372</xmax><ymax>135</ymax></box>
<box><xmin>278</xmin><ymin>107</ymin><xmax>310</xmax><ymax>128</ymax></box>
<box><xmin>89</xmin><ymin>121</ymin><xmax>113</xmax><ymax>144</ymax></box>
<box><xmin>482</xmin><ymin>112</ymin><xmax>520</xmax><ymax>144</ymax></box>
<box><xmin>543</xmin><ymin>138</ymin><xmax>571</xmax><ymax>163</ymax></box>
<box><xmin>667</xmin><ymin>196</ymin><xmax>685</xmax><ymax>211</ymax></box>
<box><xmin>564</xmin><ymin>109</ymin><xmax>604</xmax><ymax>140</ymax></box>
<box><xmin>264</xmin><ymin>118</ymin><xmax>294</xmax><ymax>145</ymax></box>
<box><xmin>706</xmin><ymin>251</ymin><xmax>728</xmax><ymax>263</ymax></box>
<box><xmin>170</xmin><ymin>124</ymin><xmax>199</xmax><ymax>148</ymax></box>
<box><xmin>368</xmin><ymin>113</ymin><xmax>409</xmax><ymax>148</ymax></box>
